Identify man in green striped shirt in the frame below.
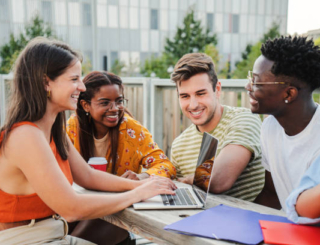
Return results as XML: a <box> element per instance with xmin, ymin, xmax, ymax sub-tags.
<box><xmin>170</xmin><ymin>53</ymin><xmax>264</xmax><ymax>201</ymax></box>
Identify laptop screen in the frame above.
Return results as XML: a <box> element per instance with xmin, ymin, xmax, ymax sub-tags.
<box><xmin>192</xmin><ymin>132</ymin><xmax>219</xmax><ymax>205</ymax></box>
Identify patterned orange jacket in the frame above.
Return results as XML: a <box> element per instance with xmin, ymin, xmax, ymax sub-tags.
<box><xmin>67</xmin><ymin>114</ymin><xmax>176</xmax><ymax>179</ymax></box>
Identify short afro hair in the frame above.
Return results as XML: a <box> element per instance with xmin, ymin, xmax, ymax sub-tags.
<box><xmin>261</xmin><ymin>36</ymin><xmax>320</xmax><ymax>91</ymax></box>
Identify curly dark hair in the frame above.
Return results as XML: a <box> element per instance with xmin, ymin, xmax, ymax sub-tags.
<box><xmin>261</xmin><ymin>36</ymin><xmax>320</xmax><ymax>91</ymax></box>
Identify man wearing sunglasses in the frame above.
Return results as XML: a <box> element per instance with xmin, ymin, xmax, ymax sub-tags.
<box><xmin>246</xmin><ymin>36</ymin><xmax>320</xmax><ymax>211</ymax></box>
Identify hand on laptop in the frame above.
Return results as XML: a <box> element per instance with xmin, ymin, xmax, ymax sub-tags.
<box><xmin>177</xmin><ymin>174</ymin><xmax>194</xmax><ymax>185</ymax></box>
<box><xmin>136</xmin><ymin>176</ymin><xmax>177</xmax><ymax>201</ymax></box>
<box><xmin>121</xmin><ymin>170</ymin><xmax>150</xmax><ymax>180</ymax></box>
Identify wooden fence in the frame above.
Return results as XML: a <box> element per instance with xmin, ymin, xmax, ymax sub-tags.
<box><xmin>0</xmin><ymin>75</ymin><xmax>250</xmax><ymax>158</ymax></box>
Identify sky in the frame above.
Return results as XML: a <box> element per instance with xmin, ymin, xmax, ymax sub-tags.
<box><xmin>287</xmin><ymin>0</ymin><xmax>320</xmax><ymax>34</ymax></box>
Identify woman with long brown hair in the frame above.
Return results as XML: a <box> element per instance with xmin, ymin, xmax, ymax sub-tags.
<box><xmin>66</xmin><ymin>71</ymin><xmax>176</xmax><ymax>243</ymax></box>
<box><xmin>0</xmin><ymin>37</ymin><xmax>176</xmax><ymax>245</ymax></box>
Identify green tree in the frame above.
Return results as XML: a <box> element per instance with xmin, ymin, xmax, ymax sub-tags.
<box><xmin>232</xmin><ymin>22</ymin><xmax>281</xmax><ymax>78</ymax></box>
<box><xmin>0</xmin><ymin>15</ymin><xmax>55</xmax><ymax>74</ymax></box>
<box><xmin>141</xmin><ymin>9</ymin><xmax>218</xmax><ymax>78</ymax></box>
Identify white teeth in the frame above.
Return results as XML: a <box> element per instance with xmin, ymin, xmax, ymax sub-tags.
<box><xmin>71</xmin><ymin>95</ymin><xmax>79</xmax><ymax>99</ymax></box>
<box><xmin>191</xmin><ymin>111</ymin><xmax>202</xmax><ymax>115</ymax></box>
<box><xmin>107</xmin><ymin>115</ymin><xmax>118</xmax><ymax>118</ymax></box>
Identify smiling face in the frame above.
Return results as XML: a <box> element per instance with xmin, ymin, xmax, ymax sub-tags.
<box><xmin>245</xmin><ymin>55</ymin><xmax>289</xmax><ymax>115</ymax></box>
<box><xmin>82</xmin><ymin>84</ymin><xmax>124</xmax><ymax>136</ymax></box>
<box><xmin>47</xmin><ymin>60</ymin><xmax>85</xmax><ymax>112</ymax></box>
<box><xmin>178</xmin><ymin>73</ymin><xmax>221</xmax><ymax>132</ymax></box>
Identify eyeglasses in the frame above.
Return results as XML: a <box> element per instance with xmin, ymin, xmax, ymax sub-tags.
<box><xmin>247</xmin><ymin>71</ymin><xmax>289</xmax><ymax>86</ymax></box>
<box><xmin>89</xmin><ymin>98</ymin><xmax>128</xmax><ymax>110</ymax></box>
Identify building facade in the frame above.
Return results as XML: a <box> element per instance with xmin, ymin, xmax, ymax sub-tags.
<box><xmin>0</xmin><ymin>0</ymin><xmax>288</xmax><ymax>72</ymax></box>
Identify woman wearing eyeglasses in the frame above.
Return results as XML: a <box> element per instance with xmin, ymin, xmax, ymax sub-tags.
<box><xmin>66</xmin><ymin>71</ymin><xmax>176</xmax><ymax>244</ymax></box>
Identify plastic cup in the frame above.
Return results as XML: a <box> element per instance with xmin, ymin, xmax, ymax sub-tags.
<box><xmin>88</xmin><ymin>157</ymin><xmax>108</xmax><ymax>171</ymax></box>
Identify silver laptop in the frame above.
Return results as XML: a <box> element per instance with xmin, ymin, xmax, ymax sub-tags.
<box><xmin>133</xmin><ymin>132</ymin><xmax>218</xmax><ymax>210</ymax></box>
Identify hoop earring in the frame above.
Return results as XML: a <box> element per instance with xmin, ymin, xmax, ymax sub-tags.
<box><xmin>285</xmin><ymin>99</ymin><xmax>288</xmax><ymax>104</ymax></box>
<box><xmin>47</xmin><ymin>90</ymin><xmax>51</xmax><ymax>99</ymax></box>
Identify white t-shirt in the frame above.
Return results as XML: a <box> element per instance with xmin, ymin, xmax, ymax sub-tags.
<box><xmin>261</xmin><ymin>105</ymin><xmax>320</xmax><ymax>211</ymax></box>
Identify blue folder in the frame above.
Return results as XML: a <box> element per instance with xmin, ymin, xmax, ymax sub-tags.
<box><xmin>164</xmin><ymin>204</ymin><xmax>292</xmax><ymax>245</ymax></box>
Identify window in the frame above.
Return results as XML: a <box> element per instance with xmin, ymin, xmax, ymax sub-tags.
<box><xmin>232</xmin><ymin>14</ymin><xmax>239</xmax><ymax>33</ymax></box>
<box><xmin>207</xmin><ymin>13</ymin><xmax>214</xmax><ymax>32</ymax></box>
<box><xmin>111</xmin><ymin>51</ymin><xmax>118</xmax><ymax>66</ymax></box>
<box><xmin>83</xmin><ymin>3</ymin><xmax>91</xmax><ymax>26</ymax></box>
<box><xmin>42</xmin><ymin>1</ymin><xmax>52</xmax><ymax>23</ymax></box>
<box><xmin>0</xmin><ymin>0</ymin><xmax>9</xmax><ymax>21</ymax></box>
<box><xmin>150</xmin><ymin>9</ymin><xmax>158</xmax><ymax>30</ymax></box>
<box><xmin>54</xmin><ymin>1</ymin><xmax>66</xmax><ymax>25</ymax></box>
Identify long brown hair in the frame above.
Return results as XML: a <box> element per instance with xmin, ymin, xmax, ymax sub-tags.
<box><xmin>0</xmin><ymin>37</ymin><xmax>82</xmax><ymax>160</ymax></box>
<box><xmin>77</xmin><ymin>71</ymin><xmax>131</xmax><ymax>174</ymax></box>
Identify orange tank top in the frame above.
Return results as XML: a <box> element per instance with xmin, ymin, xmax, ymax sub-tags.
<box><xmin>0</xmin><ymin>122</ymin><xmax>73</xmax><ymax>222</ymax></box>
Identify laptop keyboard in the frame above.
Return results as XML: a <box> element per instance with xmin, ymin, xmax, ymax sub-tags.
<box><xmin>160</xmin><ymin>188</ymin><xmax>197</xmax><ymax>206</ymax></box>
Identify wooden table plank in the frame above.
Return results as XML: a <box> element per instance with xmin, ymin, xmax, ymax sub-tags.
<box><xmin>74</xmin><ymin>183</ymin><xmax>285</xmax><ymax>245</ymax></box>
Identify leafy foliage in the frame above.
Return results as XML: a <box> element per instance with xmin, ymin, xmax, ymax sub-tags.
<box><xmin>141</xmin><ymin>9</ymin><xmax>218</xmax><ymax>78</ymax></box>
<box><xmin>0</xmin><ymin>15</ymin><xmax>55</xmax><ymax>74</ymax></box>
<box><xmin>232</xmin><ymin>22</ymin><xmax>281</xmax><ymax>78</ymax></box>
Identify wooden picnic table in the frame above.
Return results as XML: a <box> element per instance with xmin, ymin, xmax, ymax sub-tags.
<box><xmin>73</xmin><ymin>182</ymin><xmax>285</xmax><ymax>245</ymax></box>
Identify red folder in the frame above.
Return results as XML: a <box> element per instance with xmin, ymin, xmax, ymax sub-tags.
<box><xmin>259</xmin><ymin>220</ymin><xmax>320</xmax><ymax>245</ymax></box>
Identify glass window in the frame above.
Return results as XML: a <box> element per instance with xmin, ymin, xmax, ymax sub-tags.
<box><xmin>54</xmin><ymin>1</ymin><xmax>66</xmax><ymax>25</ymax></box>
<box><xmin>273</xmin><ymin>0</ymin><xmax>281</xmax><ymax>16</ymax></box>
<box><xmin>68</xmin><ymin>2</ymin><xmax>80</xmax><ymax>26</ymax></box>
<box><xmin>169</xmin><ymin>0</ymin><xmax>178</xmax><ymax>10</ymax></box>
<box><xmin>97</xmin><ymin>2</ymin><xmax>107</xmax><ymax>27</ymax></box>
<box><xmin>207</xmin><ymin>13</ymin><xmax>214</xmax><ymax>32</ymax></box>
<box><xmin>130</xmin><ymin>7</ymin><xmax>138</xmax><ymax>29</ymax></box>
<box><xmin>119</xmin><ymin>0</ymin><xmax>128</xmax><ymax>6</ymax></box>
<box><xmin>82</xmin><ymin>3</ymin><xmax>91</xmax><ymax>26</ymax></box>
<box><xmin>222</xmin><ymin>33</ymin><xmax>231</xmax><ymax>53</ymax></box>
<box><xmin>130</xmin><ymin>0</ymin><xmax>139</xmax><ymax>7</ymax></box>
<box><xmin>140</xmin><ymin>0</ymin><xmax>148</xmax><ymax>8</ymax></box>
<box><xmin>150</xmin><ymin>30</ymin><xmax>159</xmax><ymax>52</ymax></box>
<box><xmin>257</xmin><ymin>0</ymin><xmax>265</xmax><ymax>15</ymax></box>
<box><xmin>160</xmin><ymin>0</ymin><xmax>168</xmax><ymax>9</ymax></box>
<box><xmin>42</xmin><ymin>1</ymin><xmax>52</xmax><ymax>23</ymax></box>
<box><xmin>150</xmin><ymin>0</ymin><xmax>159</xmax><ymax>8</ymax></box>
<box><xmin>241</xmin><ymin>0</ymin><xmax>248</xmax><ymax>14</ymax></box>
<box><xmin>120</xmin><ymin>51</ymin><xmax>130</xmax><ymax>66</ymax></box>
<box><xmin>215</xmin><ymin>0</ymin><xmax>223</xmax><ymax>12</ymax></box>
<box><xmin>232</xmin><ymin>14</ymin><xmax>239</xmax><ymax>33</ymax></box>
<box><xmin>150</xmin><ymin>9</ymin><xmax>158</xmax><ymax>30</ymax></box>
<box><xmin>131</xmin><ymin>52</ymin><xmax>140</xmax><ymax>65</ymax></box>
<box><xmin>12</xmin><ymin>0</ymin><xmax>24</xmax><ymax>23</ymax></box>
<box><xmin>231</xmin><ymin>0</ymin><xmax>240</xmax><ymax>14</ymax></box>
<box><xmin>197</xmin><ymin>12</ymin><xmax>206</xmax><ymax>28</ymax></box>
<box><xmin>169</xmin><ymin>10</ymin><xmax>178</xmax><ymax>31</ymax></box>
<box><xmin>108</xmin><ymin>5</ymin><xmax>118</xmax><ymax>28</ymax></box>
<box><xmin>160</xmin><ymin>10</ymin><xmax>168</xmax><ymax>31</ymax></box>
<box><xmin>281</xmin><ymin>0</ymin><xmax>288</xmax><ymax>16</ymax></box>
<box><xmin>179</xmin><ymin>0</ymin><xmax>188</xmax><ymax>10</ymax></box>
<box><xmin>120</xmin><ymin>6</ymin><xmax>128</xmax><ymax>28</ymax></box>
<box><xmin>26</xmin><ymin>0</ymin><xmax>38</xmax><ymax>21</ymax></box>
<box><xmin>266</xmin><ymin>0</ymin><xmax>272</xmax><ymax>15</ymax></box>
<box><xmin>206</xmin><ymin>0</ymin><xmax>214</xmax><ymax>12</ymax></box>
<box><xmin>249</xmin><ymin>0</ymin><xmax>257</xmax><ymax>14</ymax></box>
<box><xmin>108</xmin><ymin>0</ymin><xmax>118</xmax><ymax>5</ymax></box>
<box><xmin>256</xmin><ymin>16</ymin><xmax>264</xmax><ymax>34</ymax></box>
<box><xmin>140</xmin><ymin>52</ymin><xmax>150</xmax><ymax>66</ymax></box>
<box><xmin>248</xmin><ymin>15</ymin><xmax>255</xmax><ymax>34</ymax></box>
<box><xmin>239</xmin><ymin>15</ymin><xmax>247</xmax><ymax>34</ymax></box>
<box><xmin>140</xmin><ymin>30</ymin><xmax>149</xmax><ymax>52</ymax></box>
<box><xmin>111</xmin><ymin>51</ymin><xmax>118</xmax><ymax>66</ymax></box>
<box><xmin>140</xmin><ymin>8</ymin><xmax>149</xmax><ymax>29</ymax></box>
<box><xmin>215</xmin><ymin>13</ymin><xmax>223</xmax><ymax>33</ymax></box>
<box><xmin>223</xmin><ymin>14</ymin><xmax>230</xmax><ymax>33</ymax></box>
<box><xmin>231</xmin><ymin>34</ymin><xmax>239</xmax><ymax>53</ymax></box>
<box><xmin>197</xmin><ymin>0</ymin><xmax>205</xmax><ymax>12</ymax></box>
<box><xmin>0</xmin><ymin>0</ymin><xmax>9</xmax><ymax>21</ymax></box>
<box><xmin>224</xmin><ymin>0</ymin><xmax>231</xmax><ymax>12</ymax></box>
